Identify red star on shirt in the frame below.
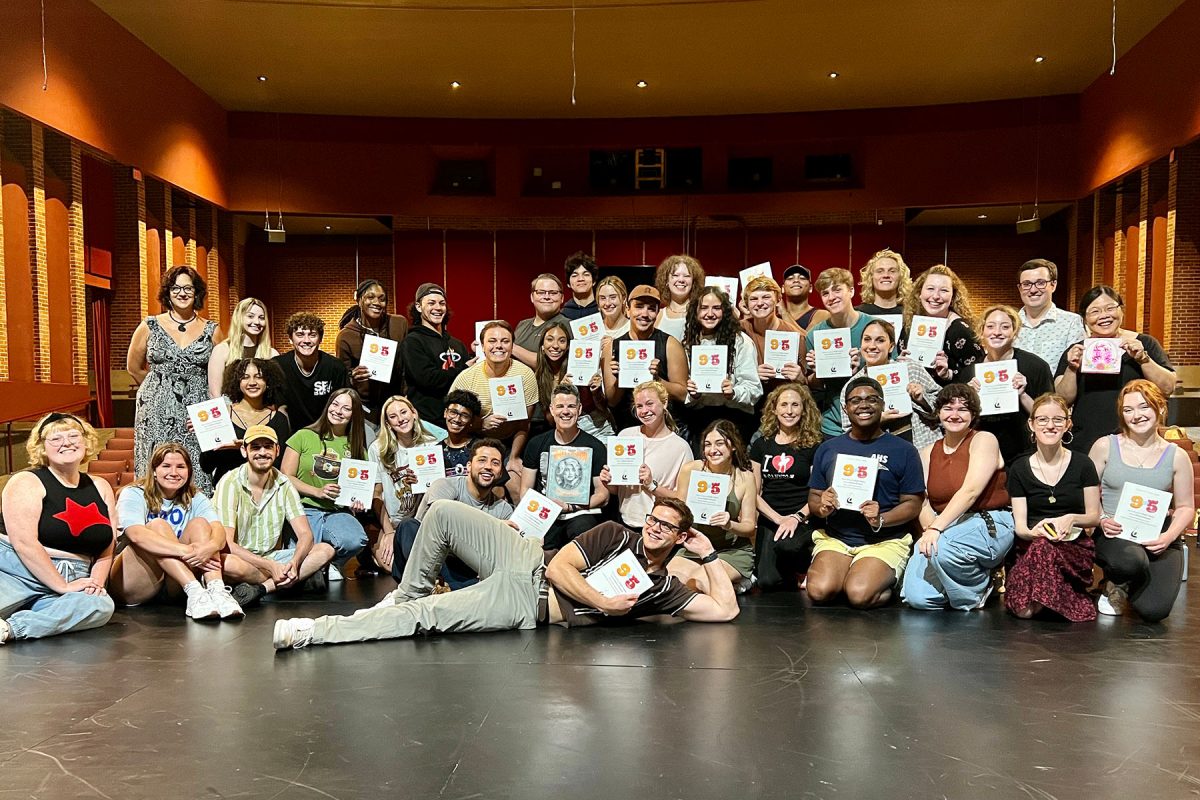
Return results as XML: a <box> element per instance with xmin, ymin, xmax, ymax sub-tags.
<box><xmin>53</xmin><ymin>498</ymin><xmax>110</xmax><ymax>537</ymax></box>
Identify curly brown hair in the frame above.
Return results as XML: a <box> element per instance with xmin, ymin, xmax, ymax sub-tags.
<box><xmin>904</xmin><ymin>264</ymin><xmax>978</xmax><ymax>331</ymax></box>
<box><xmin>758</xmin><ymin>383</ymin><xmax>823</xmax><ymax>447</ymax></box>
<box><xmin>654</xmin><ymin>254</ymin><xmax>705</xmax><ymax>305</ymax></box>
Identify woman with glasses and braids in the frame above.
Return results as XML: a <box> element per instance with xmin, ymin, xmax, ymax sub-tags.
<box><xmin>1004</xmin><ymin>393</ymin><xmax>1102</xmax><ymax>621</ymax></box>
<box><xmin>127</xmin><ymin>265</ymin><xmax>219</xmax><ymax>492</ymax></box>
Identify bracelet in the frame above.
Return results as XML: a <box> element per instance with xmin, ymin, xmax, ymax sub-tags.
<box><xmin>928</xmin><ymin>526</ymin><xmax>943</xmax><ymax>534</ymax></box>
<box><xmin>871</xmin><ymin>515</ymin><xmax>885</xmax><ymax>533</ymax></box>
<box><xmin>699</xmin><ymin>551</ymin><xmax>720</xmax><ymax>565</ymax></box>
<box><xmin>791</xmin><ymin>512</ymin><xmax>807</xmax><ymax>523</ymax></box>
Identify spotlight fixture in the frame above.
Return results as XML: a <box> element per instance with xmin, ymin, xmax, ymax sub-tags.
<box><xmin>635</xmin><ymin>80</ymin><xmax>648</xmax><ymax>89</ymax></box>
<box><xmin>977</xmin><ymin>214</ymin><xmax>988</xmax><ymax>219</ymax></box>
<box><xmin>257</xmin><ymin>75</ymin><xmax>268</xmax><ymax>82</ymax></box>
<box><xmin>1034</xmin><ymin>55</ymin><xmax>1045</xmax><ymax>63</ymax></box>
<box><xmin>828</xmin><ymin>71</ymin><xmax>839</xmax><ymax>79</ymax></box>
<box><xmin>450</xmin><ymin>80</ymin><xmax>461</xmax><ymax>89</ymax></box>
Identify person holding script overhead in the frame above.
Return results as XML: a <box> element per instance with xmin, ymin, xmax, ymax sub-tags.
<box><xmin>806</xmin><ymin>377</ymin><xmax>925</xmax><ymax>609</ymax></box>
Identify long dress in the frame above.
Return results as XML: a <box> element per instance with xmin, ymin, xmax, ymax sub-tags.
<box><xmin>134</xmin><ymin>316</ymin><xmax>217</xmax><ymax>492</ymax></box>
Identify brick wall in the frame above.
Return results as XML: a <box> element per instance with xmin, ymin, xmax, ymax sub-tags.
<box><xmin>1168</xmin><ymin>142</ymin><xmax>1200</xmax><ymax>365</ymax></box>
<box><xmin>110</xmin><ymin>166</ymin><xmax>145</xmax><ymax>370</ymax></box>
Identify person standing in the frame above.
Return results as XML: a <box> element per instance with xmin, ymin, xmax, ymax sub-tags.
<box><xmin>207</xmin><ymin>297</ymin><xmax>279</xmax><ymax>399</ymax></box>
<box><xmin>199</xmin><ymin>358</ymin><xmax>292</xmax><ymax>486</ymax></box>
<box><xmin>901</xmin><ymin>264</ymin><xmax>985</xmax><ymax>385</ymax></box>
<box><xmin>402</xmin><ymin>282</ymin><xmax>469</xmax><ymax>423</ymax></box>
<box><xmin>602</xmin><ymin>285</ymin><xmax>689</xmax><ymax>432</ymax></box>
<box><xmin>781</xmin><ymin>264</ymin><xmax>829</xmax><ymax>332</ymax></box>
<box><xmin>596</xmin><ymin>276</ymin><xmax>631</xmax><ymax>339</ymax></box>
<box><xmin>273</xmin><ymin>313</ymin><xmax>349</xmax><ymax>433</ymax></box>
<box><xmin>654</xmin><ymin>255</ymin><xmax>705</xmax><ymax>341</ymax></box>
<box><xmin>336</xmin><ymin>278</ymin><xmax>409</xmax><ymax>424</ymax></box>
<box><xmin>804</xmin><ymin>269</ymin><xmax>872</xmax><ymax>439</ymax></box>
<box><xmin>513</xmin><ymin>274</ymin><xmax>572</xmax><ymax>368</ymax></box>
<box><xmin>1013</xmin><ymin>258</ymin><xmax>1087</xmax><ymax>371</ymax></box>
<box><xmin>127</xmin><ymin>266</ymin><xmax>219</xmax><ymax>491</ymax></box>
<box><xmin>561</xmin><ymin>251</ymin><xmax>600</xmax><ymax>321</ymax></box>
<box><xmin>856</xmin><ymin>249</ymin><xmax>912</xmax><ymax>317</ymax></box>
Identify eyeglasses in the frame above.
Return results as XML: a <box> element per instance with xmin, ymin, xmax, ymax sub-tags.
<box><xmin>169</xmin><ymin>285</ymin><xmax>195</xmax><ymax>296</ymax></box>
<box><xmin>46</xmin><ymin>432</ymin><xmax>83</xmax><ymax>447</ymax></box>
<box><xmin>645</xmin><ymin>513</ymin><xmax>683</xmax><ymax>536</ymax></box>
<box><xmin>445</xmin><ymin>408</ymin><xmax>473</xmax><ymax>420</ymax></box>
<box><xmin>1085</xmin><ymin>304</ymin><xmax>1121</xmax><ymax>319</ymax></box>
<box><xmin>533</xmin><ymin>290</ymin><xmax>562</xmax><ymax>299</ymax></box>
<box><xmin>846</xmin><ymin>395</ymin><xmax>884</xmax><ymax>407</ymax></box>
<box><xmin>1032</xmin><ymin>416</ymin><xmax>1068</xmax><ymax>428</ymax></box>
<box><xmin>1018</xmin><ymin>279</ymin><xmax>1052</xmax><ymax>291</ymax></box>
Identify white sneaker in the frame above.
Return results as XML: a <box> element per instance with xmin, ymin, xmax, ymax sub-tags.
<box><xmin>185</xmin><ymin>589</ymin><xmax>221</xmax><ymax>620</ymax></box>
<box><xmin>273</xmin><ymin>618</ymin><xmax>316</xmax><ymax>650</ymax></box>
<box><xmin>208</xmin><ymin>584</ymin><xmax>246</xmax><ymax>619</ymax></box>
<box><xmin>0</xmin><ymin>618</ymin><xmax>12</xmax><ymax>644</ymax></box>
<box><xmin>327</xmin><ymin>564</ymin><xmax>344</xmax><ymax>582</ymax></box>
<box><xmin>1097</xmin><ymin>581</ymin><xmax>1128</xmax><ymax>616</ymax></box>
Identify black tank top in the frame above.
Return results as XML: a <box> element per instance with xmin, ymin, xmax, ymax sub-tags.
<box><xmin>32</xmin><ymin>467</ymin><xmax>113</xmax><ymax>558</ymax></box>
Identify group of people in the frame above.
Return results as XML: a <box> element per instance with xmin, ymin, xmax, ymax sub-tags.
<box><xmin>0</xmin><ymin>250</ymin><xmax>1190</xmax><ymax>651</ymax></box>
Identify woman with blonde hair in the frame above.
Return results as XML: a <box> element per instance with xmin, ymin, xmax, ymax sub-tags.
<box><xmin>857</xmin><ymin>248</ymin><xmax>913</xmax><ymax>315</ymax></box>
<box><xmin>654</xmin><ymin>254</ymin><xmax>705</xmax><ymax>341</ymax></box>
<box><xmin>902</xmin><ymin>264</ymin><xmax>984</xmax><ymax>385</ymax></box>
<box><xmin>208</xmin><ymin>297</ymin><xmax>279</xmax><ymax>398</ymax></box>
<box><xmin>369</xmin><ymin>395</ymin><xmax>440</xmax><ymax>572</ymax></box>
<box><xmin>596</xmin><ymin>275</ymin><xmax>630</xmax><ymax>339</ymax></box>
<box><xmin>110</xmin><ymin>443</ymin><xmax>242</xmax><ymax>620</ymax></box>
<box><xmin>0</xmin><ymin>413</ymin><xmax>116</xmax><ymax>643</ymax></box>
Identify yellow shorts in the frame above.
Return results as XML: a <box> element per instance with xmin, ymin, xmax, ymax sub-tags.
<box><xmin>811</xmin><ymin>530</ymin><xmax>914</xmax><ymax>581</ymax></box>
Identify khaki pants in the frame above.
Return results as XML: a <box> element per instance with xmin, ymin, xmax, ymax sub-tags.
<box><xmin>312</xmin><ymin>500</ymin><xmax>545</xmax><ymax>644</ymax></box>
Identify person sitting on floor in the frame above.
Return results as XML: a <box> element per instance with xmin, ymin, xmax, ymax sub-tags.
<box><xmin>272</xmin><ymin>496</ymin><xmax>738</xmax><ymax>650</ymax></box>
<box><xmin>212</xmin><ymin>425</ymin><xmax>334</xmax><ymax>607</ymax></box>
<box><xmin>110</xmin><ymin>442</ymin><xmax>243</xmax><ymax>621</ymax></box>
<box><xmin>806</xmin><ymin>376</ymin><xmax>925</xmax><ymax>609</ymax></box>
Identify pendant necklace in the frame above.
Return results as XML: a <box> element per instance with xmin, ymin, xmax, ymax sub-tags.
<box><xmin>1033</xmin><ymin>451</ymin><xmax>1067</xmax><ymax>504</ymax></box>
<box><xmin>168</xmin><ymin>310</ymin><xmax>196</xmax><ymax>332</ymax></box>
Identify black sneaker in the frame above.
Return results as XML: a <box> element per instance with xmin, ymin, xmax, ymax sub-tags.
<box><xmin>300</xmin><ymin>569</ymin><xmax>327</xmax><ymax>593</ymax></box>
<box><xmin>232</xmin><ymin>582</ymin><xmax>267</xmax><ymax>608</ymax></box>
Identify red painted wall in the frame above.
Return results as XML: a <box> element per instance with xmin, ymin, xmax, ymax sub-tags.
<box><xmin>2</xmin><ymin>154</ymin><xmax>34</xmax><ymax>382</ymax></box>
<box><xmin>82</xmin><ymin>155</ymin><xmax>115</xmax><ymax>280</ymax></box>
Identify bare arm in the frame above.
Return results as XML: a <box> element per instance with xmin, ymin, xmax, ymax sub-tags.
<box><xmin>87</xmin><ymin>479</ymin><xmax>119</xmax><ymax>586</ymax></box>
<box><xmin>512</xmin><ymin>344</ymin><xmax>539</xmax><ymax>369</ymax></box>
<box><xmin>661</xmin><ymin>337</ymin><xmax>689</xmax><ymax>403</ymax></box>
<box><xmin>676</xmin><ymin>530</ymin><xmax>739</xmax><ymax>622</ymax></box>
<box><xmin>926</xmin><ymin>433</ymin><xmax>1003</xmax><ymax>532</ymax></box>
<box><xmin>1161</xmin><ymin>449</ymin><xmax>1197</xmax><ymax>545</ymax></box>
<box><xmin>545</xmin><ymin>543</ymin><xmax>635</xmax><ymax>616</ymax></box>
<box><xmin>281</xmin><ymin>446</ymin><xmax>328</xmax><ymax>501</ymax></box>
<box><xmin>207</xmin><ymin>341</ymin><xmax>229</xmax><ymax>399</ymax></box>
<box><xmin>1054</xmin><ymin>344</ymin><xmax>1082</xmax><ymax>404</ymax></box>
<box><xmin>126</xmin><ymin>320</ymin><xmax>151</xmax><ymax>385</ymax></box>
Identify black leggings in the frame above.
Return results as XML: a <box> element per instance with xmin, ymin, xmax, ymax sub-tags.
<box><xmin>755</xmin><ymin>517</ymin><xmax>814</xmax><ymax>590</ymax></box>
<box><xmin>1094</xmin><ymin>535</ymin><xmax>1184</xmax><ymax>623</ymax></box>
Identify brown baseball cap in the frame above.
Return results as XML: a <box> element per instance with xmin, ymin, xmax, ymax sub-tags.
<box><xmin>628</xmin><ymin>284</ymin><xmax>662</xmax><ymax>305</ymax></box>
<box><xmin>243</xmin><ymin>424</ymin><xmax>278</xmax><ymax>445</ymax></box>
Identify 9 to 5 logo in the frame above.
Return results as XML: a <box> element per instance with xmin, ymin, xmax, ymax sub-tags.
<box><xmin>1129</xmin><ymin>495</ymin><xmax>1160</xmax><ymax>513</ymax></box>
<box><xmin>916</xmin><ymin>324</ymin><xmax>939</xmax><ymax>338</ymax></box>
<box><xmin>875</xmin><ymin>371</ymin><xmax>901</xmax><ymax>386</ymax></box>
<box><xmin>496</xmin><ymin>383</ymin><xmax>518</xmax><ymax>396</ymax></box>
<box><xmin>346</xmin><ymin>466</ymin><xmax>370</xmax><ymax>480</ymax></box>
<box><xmin>414</xmin><ymin>453</ymin><xmax>438</xmax><ymax>467</ymax></box>
<box><xmin>369</xmin><ymin>342</ymin><xmax>390</xmax><ymax>356</ymax></box>
<box><xmin>769</xmin><ymin>337</ymin><xmax>790</xmax><ymax>351</ymax></box>
<box><xmin>612</xmin><ymin>443</ymin><xmax>637</xmax><ymax>456</ymax></box>
<box><xmin>820</xmin><ymin>337</ymin><xmax>845</xmax><ymax>350</ymax></box>
<box><xmin>574</xmin><ymin>346</ymin><xmax>595</xmax><ymax>359</ymax></box>
<box><xmin>526</xmin><ymin>499</ymin><xmax>552</xmax><ymax>520</ymax></box>
<box><xmin>616</xmin><ymin>562</ymin><xmax>641</xmax><ymax>590</ymax></box>
<box><xmin>578</xmin><ymin>321</ymin><xmax>599</xmax><ymax>337</ymax></box>
<box><xmin>842</xmin><ymin>464</ymin><xmax>869</xmax><ymax>478</ymax></box>
<box><xmin>697</xmin><ymin>353</ymin><xmax>721</xmax><ymax>366</ymax></box>
<box><xmin>695</xmin><ymin>480</ymin><xmax>723</xmax><ymax>495</ymax></box>
<box><xmin>983</xmin><ymin>369</ymin><xmax>1010</xmax><ymax>383</ymax></box>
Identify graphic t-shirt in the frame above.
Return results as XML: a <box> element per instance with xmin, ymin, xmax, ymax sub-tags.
<box><xmin>440</xmin><ymin>437</ymin><xmax>477</xmax><ymax>478</ymax></box>
<box><xmin>286</xmin><ymin>428</ymin><xmax>354</xmax><ymax>511</ymax></box>
<box><xmin>809</xmin><ymin>432</ymin><xmax>925</xmax><ymax>546</ymax></box>
<box><xmin>748</xmin><ymin>436</ymin><xmax>816</xmax><ymax>516</ymax></box>
<box><xmin>522</xmin><ymin>429</ymin><xmax>606</xmax><ymax>519</ymax></box>
<box><xmin>272</xmin><ymin>351</ymin><xmax>349</xmax><ymax>432</ymax></box>
<box><xmin>116</xmin><ymin>486</ymin><xmax>221</xmax><ymax>539</ymax></box>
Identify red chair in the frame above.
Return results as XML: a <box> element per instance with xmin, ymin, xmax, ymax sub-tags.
<box><xmin>119</xmin><ymin>471</ymin><xmax>136</xmax><ymax>486</ymax></box>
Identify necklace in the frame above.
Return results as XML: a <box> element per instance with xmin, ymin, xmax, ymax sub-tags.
<box><xmin>294</xmin><ymin>354</ymin><xmax>317</xmax><ymax>379</ymax></box>
<box><xmin>1124</xmin><ymin>436</ymin><xmax>1165</xmax><ymax>468</ymax></box>
<box><xmin>1031</xmin><ymin>449</ymin><xmax>1069</xmax><ymax>504</ymax></box>
<box><xmin>168</xmin><ymin>310</ymin><xmax>196</xmax><ymax>332</ymax></box>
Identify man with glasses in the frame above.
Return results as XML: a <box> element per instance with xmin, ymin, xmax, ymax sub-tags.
<box><xmin>513</xmin><ymin>273</ymin><xmax>573</xmax><ymax>368</ymax></box>
<box><xmin>805</xmin><ymin>377</ymin><xmax>925</xmax><ymax>609</ymax></box>
<box><xmin>273</xmin><ymin>496</ymin><xmax>738</xmax><ymax>649</ymax></box>
<box><xmin>1013</xmin><ymin>259</ymin><xmax>1086</xmax><ymax>370</ymax></box>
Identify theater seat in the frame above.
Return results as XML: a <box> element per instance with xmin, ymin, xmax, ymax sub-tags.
<box><xmin>107</xmin><ymin>437</ymin><xmax>135</xmax><ymax>451</ymax></box>
<box><xmin>119</xmin><ymin>471</ymin><xmax>136</xmax><ymax>486</ymax></box>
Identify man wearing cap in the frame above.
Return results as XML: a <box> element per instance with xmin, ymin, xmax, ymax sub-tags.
<box><xmin>402</xmin><ymin>282</ymin><xmax>469</xmax><ymax>422</ymax></box>
<box><xmin>601</xmin><ymin>283</ymin><xmax>688</xmax><ymax>431</ymax></box>
<box><xmin>212</xmin><ymin>425</ymin><xmax>336</xmax><ymax>607</ymax></box>
<box><xmin>782</xmin><ymin>264</ymin><xmax>829</xmax><ymax>333</ymax></box>
<box><xmin>513</xmin><ymin>273</ymin><xmax>573</xmax><ymax>368</ymax></box>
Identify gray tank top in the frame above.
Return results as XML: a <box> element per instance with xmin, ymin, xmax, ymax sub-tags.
<box><xmin>1100</xmin><ymin>435</ymin><xmax>1176</xmax><ymax>516</ymax></box>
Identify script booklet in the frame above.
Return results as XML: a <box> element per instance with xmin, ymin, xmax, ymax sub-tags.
<box><xmin>586</xmin><ymin>549</ymin><xmax>653</xmax><ymax>598</ymax></box>
<box><xmin>1112</xmin><ymin>482</ymin><xmax>1172</xmax><ymax>543</ymax></box>
<box><xmin>473</xmin><ymin>320</ymin><xmax>490</xmax><ymax>361</ymax></box>
<box><xmin>977</xmin><ymin>359</ymin><xmax>1018</xmax><ymax>416</ymax></box>
<box><xmin>546</xmin><ymin>445</ymin><xmax>593</xmax><ymax>506</ymax></box>
<box><xmin>1081</xmin><ymin>338</ymin><xmax>1122</xmax><ymax>374</ymax></box>
<box><xmin>511</xmin><ymin>489</ymin><xmax>562</xmax><ymax>540</ymax></box>
<box><xmin>567</xmin><ymin>341</ymin><xmax>601</xmax><ymax>384</ymax></box>
<box><xmin>186</xmin><ymin>396</ymin><xmax>238</xmax><ymax>452</ymax></box>
<box><xmin>874</xmin><ymin>314</ymin><xmax>904</xmax><ymax>341</ymax></box>
<box><xmin>907</xmin><ymin>315</ymin><xmax>947</xmax><ymax>366</ymax></box>
<box><xmin>764</xmin><ymin>330</ymin><xmax>800</xmax><ymax>378</ymax></box>
<box><xmin>572</xmin><ymin>313</ymin><xmax>604</xmax><ymax>341</ymax></box>
<box><xmin>685</xmin><ymin>469</ymin><xmax>731</xmax><ymax>524</ymax></box>
<box><xmin>831</xmin><ymin>454</ymin><xmax>878</xmax><ymax>511</ymax></box>
<box><xmin>739</xmin><ymin>261</ymin><xmax>773</xmax><ymax>292</ymax></box>
<box><xmin>618</xmin><ymin>343</ymin><xmax>654</xmax><ymax>388</ymax></box>
<box><xmin>405</xmin><ymin>444</ymin><xmax>444</xmax><ymax>493</ymax></box>
<box><xmin>359</xmin><ymin>334</ymin><xmax>398</xmax><ymax>382</ymax></box>
<box><xmin>335</xmin><ymin>458</ymin><xmax>375</xmax><ymax>508</ymax></box>
<box><xmin>814</xmin><ymin>327</ymin><xmax>851</xmax><ymax>379</ymax></box>
<box><xmin>606</xmin><ymin>436</ymin><xmax>644</xmax><ymax>486</ymax></box>
<box><xmin>488</xmin><ymin>375</ymin><xmax>529</xmax><ymax>420</ymax></box>
<box><xmin>869</xmin><ymin>362</ymin><xmax>913</xmax><ymax>415</ymax></box>
<box><xmin>690</xmin><ymin>344</ymin><xmax>728</xmax><ymax>393</ymax></box>
<box><xmin>705</xmin><ymin>275</ymin><xmax>740</xmax><ymax>307</ymax></box>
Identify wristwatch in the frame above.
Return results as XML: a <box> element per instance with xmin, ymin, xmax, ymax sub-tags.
<box><xmin>648</xmin><ymin>479</ymin><xmax>659</xmax><ymax>493</ymax></box>
<box><xmin>699</xmin><ymin>551</ymin><xmax>720</xmax><ymax>565</ymax></box>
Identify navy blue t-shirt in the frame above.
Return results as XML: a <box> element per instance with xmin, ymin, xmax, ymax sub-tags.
<box><xmin>810</xmin><ymin>432</ymin><xmax>925</xmax><ymax>546</ymax></box>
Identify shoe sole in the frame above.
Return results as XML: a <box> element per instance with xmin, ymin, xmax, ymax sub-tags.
<box><xmin>186</xmin><ymin>610</ymin><xmax>221</xmax><ymax>621</ymax></box>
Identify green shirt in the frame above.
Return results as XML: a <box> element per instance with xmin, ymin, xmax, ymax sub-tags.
<box><xmin>286</xmin><ymin>428</ymin><xmax>353</xmax><ymax>511</ymax></box>
<box><xmin>805</xmin><ymin>312</ymin><xmax>876</xmax><ymax>437</ymax></box>
<box><xmin>212</xmin><ymin>465</ymin><xmax>305</xmax><ymax>556</ymax></box>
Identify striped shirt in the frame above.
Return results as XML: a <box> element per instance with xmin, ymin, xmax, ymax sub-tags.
<box><xmin>448</xmin><ymin>360</ymin><xmax>539</xmax><ymax>416</ymax></box>
<box><xmin>212</xmin><ymin>464</ymin><xmax>305</xmax><ymax>556</ymax></box>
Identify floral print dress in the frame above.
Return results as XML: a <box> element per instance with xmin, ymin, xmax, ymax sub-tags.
<box><xmin>133</xmin><ymin>316</ymin><xmax>217</xmax><ymax>492</ymax></box>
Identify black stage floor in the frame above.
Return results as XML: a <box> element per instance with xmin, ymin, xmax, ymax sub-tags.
<box><xmin>4</xmin><ymin>564</ymin><xmax>1200</xmax><ymax>800</ymax></box>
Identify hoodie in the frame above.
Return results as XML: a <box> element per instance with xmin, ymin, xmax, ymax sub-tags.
<box><xmin>403</xmin><ymin>323</ymin><xmax>470</xmax><ymax>422</ymax></box>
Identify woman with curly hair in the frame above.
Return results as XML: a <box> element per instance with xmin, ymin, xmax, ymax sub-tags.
<box><xmin>681</xmin><ymin>285</ymin><xmax>763</xmax><ymax>448</ymax></box>
<box><xmin>902</xmin><ymin>264</ymin><xmax>985</xmax><ymax>385</ymax></box>
<box><xmin>654</xmin><ymin>254</ymin><xmax>705</xmax><ymax>341</ymax></box>
<box><xmin>207</xmin><ymin>297</ymin><xmax>279</xmax><ymax>399</ymax></box>
<box><xmin>751</xmin><ymin>383</ymin><xmax>824</xmax><ymax>590</ymax></box>
<box><xmin>200</xmin><ymin>357</ymin><xmax>292</xmax><ymax>485</ymax></box>
<box><xmin>857</xmin><ymin>248</ymin><xmax>913</xmax><ymax>317</ymax></box>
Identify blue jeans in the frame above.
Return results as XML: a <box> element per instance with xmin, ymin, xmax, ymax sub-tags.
<box><xmin>901</xmin><ymin>510</ymin><xmax>1015</xmax><ymax>611</ymax></box>
<box><xmin>0</xmin><ymin>539</ymin><xmax>114</xmax><ymax>640</ymax></box>
<box><xmin>299</xmin><ymin>508</ymin><xmax>368</xmax><ymax>568</ymax></box>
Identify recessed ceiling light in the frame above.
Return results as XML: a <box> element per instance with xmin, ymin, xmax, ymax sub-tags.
<box><xmin>977</xmin><ymin>214</ymin><xmax>988</xmax><ymax>219</ymax></box>
<box><xmin>635</xmin><ymin>80</ymin><xmax>648</xmax><ymax>89</ymax></box>
<box><xmin>257</xmin><ymin>75</ymin><xmax>268</xmax><ymax>82</ymax></box>
<box><xmin>1034</xmin><ymin>55</ymin><xmax>1045</xmax><ymax>63</ymax></box>
<box><xmin>324</xmin><ymin>225</ymin><xmax>332</xmax><ymax>230</ymax></box>
<box><xmin>450</xmin><ymin>80</ymin><xmax>461</xmax><ymax>89</ymax></box>
<box><xmin>828</xmin><ymin>71</ymin><xmax>839</xmax><ymax>79</ymax></box>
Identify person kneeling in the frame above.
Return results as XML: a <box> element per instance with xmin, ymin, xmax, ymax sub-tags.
<box><xmin>273</xmin><ymin>497</ymin><xmax>738</xmax><ymax>649</ymax></box>
<box><xmin>110</xmin><ymin>443</ymin><xmax>243</xmax><ymax>620</ymax></box>
<box><xmin>805</xmin><ymin>377</ymin><xmax>925</xmax><ymax>609</ymax></box>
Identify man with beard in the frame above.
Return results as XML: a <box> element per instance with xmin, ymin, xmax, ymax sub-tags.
<box><xmin>402</xmin><ymin>283</ymin><xmax>469</xmax><ymax>422</ymax></box>
<box><xmin>806</xmin><ymin>377</ymin><xmax>925</xmax><ymax>609</ymax></box>
<box><xmin>272</xmin><ymin>313</ymin><xmax>349</xmax><ymax>432</ymax></box>
<box><xmin>601</xmin><ymin>285</ymin><xmax>688</xmax><ymax>431</ymax></box>
<box><xmin>273</xmin><ymin>496</ymin><xmax>739</xmax><ymax>650</ymax></box>
<box><xmin>390</xmin><ymin>439</ymin><xmax>514</xmax><ymax>586</ymax></box>
<box><xmin>213</xmin><ymin>426</ymin><xmax>335</xmax><ymax>607</ymax></box>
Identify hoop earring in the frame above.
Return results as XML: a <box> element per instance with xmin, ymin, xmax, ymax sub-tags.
<box><xmin>1029</xmin><ymin>431</ymin><xmax>1036</xmax><ymax>442</ymax></box>
<box><xmin>1062</xmin><ymin>430</ymin><xmax>1074</xmax><ymax>445</ymax></box>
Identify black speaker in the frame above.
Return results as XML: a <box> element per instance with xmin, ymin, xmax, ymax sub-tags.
<box><xmin>804</xmin><ymin>153</ymin><xmax>853</xmax><ymax>183</ymax></box>
<box><xmin>728</xmin><ymin>156</ymin><xmax>773</xmax><ymax>191</ymax></box>
<box><xmin>665</xmin><ymin>147</ymin><xmax>703</xmax><ymax>191</ymax></box>
<box><xmin>431</xmin><ymin>159</ymin><xmax>492</xmax><ymax>195</ymax></box>
<box><xmin>589</xmin><ymin>150</ymin><xmax>635</xmax><ymax>192</ymax></box>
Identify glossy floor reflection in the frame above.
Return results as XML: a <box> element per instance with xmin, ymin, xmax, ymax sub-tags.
<box><xmin>3</xmin><ymin>564</ymin><xmax>1199</xmax><ymax>800</ymax></box>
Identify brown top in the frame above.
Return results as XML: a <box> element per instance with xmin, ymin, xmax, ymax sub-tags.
<box><xmin>927</xmin><ymin>429</ymin><xmax>1009</xmax><ymax>514</ymax></box>
<box><xmin>334</xmin><ymin>313</ymin><xmax>409</xmax><ymax>422</ymax></box>
<box><xmin>740</xmin><ymin>313</ymin><xmax>804</xmax><ymax>363</ymax></box>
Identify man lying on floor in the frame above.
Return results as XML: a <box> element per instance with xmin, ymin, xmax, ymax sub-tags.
<box><xmin>273</xmin><ymin>496</ymin><xmax>739</xmax><ymax>649</ymax></box>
